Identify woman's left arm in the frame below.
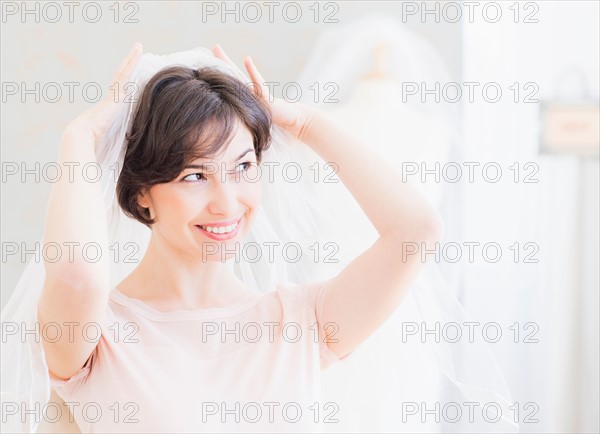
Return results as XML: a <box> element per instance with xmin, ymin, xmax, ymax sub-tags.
<box><xmin>297</xmin><ymin>106</ymin><xmax>444</xmax><ymax>358</ymax></box>
<box><xmin>212</xmin><ymin>45</ymin><xmax>444</xmax><ymax>358</ymax></box>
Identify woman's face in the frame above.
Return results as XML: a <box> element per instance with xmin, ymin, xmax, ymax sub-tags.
<box><xmin>138</xmin><ymin>121</ymin><xmax>262</xmax><ymax>261</ymax></box>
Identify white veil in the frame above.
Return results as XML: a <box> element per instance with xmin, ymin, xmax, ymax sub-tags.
<box><xmin>1</xmin><ymin>42</ymin><xmax>517</xmax><ymax>433</ymax></box>
<box><xmin>0</xmin><ymin>46</ymin><xmax>322</xmax><ymax>433</ymax></box>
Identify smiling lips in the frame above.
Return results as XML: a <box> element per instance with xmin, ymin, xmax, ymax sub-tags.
<box><xmin>196</xmin><ymin>216</ymin><xmax>242</xmax><ymax>240</ymax></box>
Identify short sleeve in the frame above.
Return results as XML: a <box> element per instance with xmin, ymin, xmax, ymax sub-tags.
<box><xmin>302</xmin><ymin>279</ymin><xmax>354</xmax><ymax>370</ymax></box>
<box><xmin>48</xmin><ymin>305</ymin><xmax>112</xmax><ymax>395</ymax></box>
<box><xmin>49</xmin><ymin>345</ymin><xmax>97</xmax><ymax>394</ymax></box>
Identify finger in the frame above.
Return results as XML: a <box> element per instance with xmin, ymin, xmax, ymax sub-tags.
<box><xmin>114</xmin><ymin>42</ymin><xmax>143</xmax><ymax>84</ymax></box>
<box><xmin>212</xmin><ymin>44</ymin><xmax>239</xmax><ymax>71</ymax></box>
<box><xmin>212</xmin><ymin>45</ymin><xmax>261</xmax><ymax>100</ymax></box>
<box><xmin>244</xmin><ymin>56</ymin><xmax>269</xmax><ymax>100</ymax></box>
<box><xmin>112</xmin><ymin>43</ymin><xmax>138</xmax><ymax>82</ymax></box>
<box><xmin>212</xmin><ymin>44</ymin><xmax>234</xmax><ymax>67</ymax></box>
<box><xmin>109</xmin><ymin>43</ymin><xmax>143</xmax><ymax>103</ymax></box>
<box><xmin>212</xmin><ymin>44</ymin><xmax>248</xmax><ymax>79</ymax></box>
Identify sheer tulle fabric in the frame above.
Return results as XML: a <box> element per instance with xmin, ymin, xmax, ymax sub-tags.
<box><xmin>295</xmin><ymin>13</ymin><xmax>519</xmax><ymax>433</ymax></box>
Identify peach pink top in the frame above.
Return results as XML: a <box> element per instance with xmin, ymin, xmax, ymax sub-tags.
<box><xmin>50</xmin><ymin>280</ymin><xmax>347</xmax><ymax>433</ymax></box>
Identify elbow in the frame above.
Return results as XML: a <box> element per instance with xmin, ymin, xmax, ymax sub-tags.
<box><xmin>385</xmin><ymin>210</ymin><xmax>445</xmax><ymax>245</ymax></box>
<box><xmin>423</xmin><ymin>209</ymin><xmax>445</xmax><ymax>244</ymax></box>
<box><xmin>409</xmin><ymin>212</ymin><xmax>444</xmax><ymax>248</ymax></box>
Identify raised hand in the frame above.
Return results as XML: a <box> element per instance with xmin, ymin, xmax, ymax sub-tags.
<box><xmin>39</xmin><ymin>44</ymin><xmax>146</xmax><ymax>383</ymax></box>
<box><xmin>211</xmin><ymin>44</ymin><xmax>313</xmax><ymax>141</ymax></box>
<box><xmin>68</xmin><ymin>42</ymin><xmax>143</xmax><ymax>148</ymax></box>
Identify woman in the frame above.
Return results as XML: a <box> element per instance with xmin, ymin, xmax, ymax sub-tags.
<box><xmin>15</xmin><ymin>43</ymin><xmax>442</xmax><ymax>433</ymax></box>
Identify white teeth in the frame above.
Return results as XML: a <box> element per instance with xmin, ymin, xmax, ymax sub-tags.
<box><xmin>200</xmin><ymin>222</ymin><xmax>238</xmax><ymax>234</ymax></box>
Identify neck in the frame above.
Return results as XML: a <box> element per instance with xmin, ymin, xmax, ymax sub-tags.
<box><xmin>120</xmin><ymin>229</ymin><xmax>244</xmax><ymax>308</ymax></box>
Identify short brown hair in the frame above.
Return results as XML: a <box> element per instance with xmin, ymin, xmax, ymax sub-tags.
<box><xmin>117</xmin><ymin>65</ymin><xmax>272</xmax><ymax>227</ymax></box>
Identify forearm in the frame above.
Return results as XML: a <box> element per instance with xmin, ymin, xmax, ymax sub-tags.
<box><xmin>42</xmin><ymin>124</ymin><xmax>110</xmax><ymax>290</ymax></box>
<box><xmin>299</xmin><ymin>105</ymin><xmax>443</xmax><ymax>240</ymax></box>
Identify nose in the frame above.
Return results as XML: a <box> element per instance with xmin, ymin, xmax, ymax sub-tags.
<box><xmin>207</xmin><ymin>176</ymin><xmax>239</xmax><ymax>216</ymax></box>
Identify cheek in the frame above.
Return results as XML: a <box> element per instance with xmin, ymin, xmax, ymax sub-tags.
<box><xmin>151</xmin><ymin>185</ymin><xmax>206</xmax><ymax>222</ymax></box>
<box><xmin>150</xmin><ymin>178</ymin><xmax>261</xmax><ymax>224</ymax></box>
<box><xmin>240</xmin><ymin>178</ymin><xmax>262</xmax><ymax>208</ymax></box>
<box><xmin>238</xmin><ymin>181</ymin><xmax>261</xmax><ymax>235</ymax></box>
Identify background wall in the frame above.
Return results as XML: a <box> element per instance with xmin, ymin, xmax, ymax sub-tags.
<box><xmin>461</xmin><ymin>1</ymin><xmax>599</xmax><ymax>432</ymax></box>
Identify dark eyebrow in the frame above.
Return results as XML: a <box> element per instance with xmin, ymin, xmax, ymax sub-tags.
<box><xmin>183</xmin><ymin>148</ymin><xmax>255</xmax><ymax>170</ymax></box>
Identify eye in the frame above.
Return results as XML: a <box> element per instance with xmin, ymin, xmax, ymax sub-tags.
<box><xmin>182</xmin><ymin>173</ymin><xmax>207</xmax><ymax>183</ymax></box>
<box><xmin>235</xmin><ymin>161</ymin><xmax>255</xmax><ymax>172</ymax></box>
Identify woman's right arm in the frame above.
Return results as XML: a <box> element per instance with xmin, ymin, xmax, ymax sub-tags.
<box><xmin>38</xmin><ymin>43</ymin><xmax>143</xmax><ymax>380</ymax></box>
